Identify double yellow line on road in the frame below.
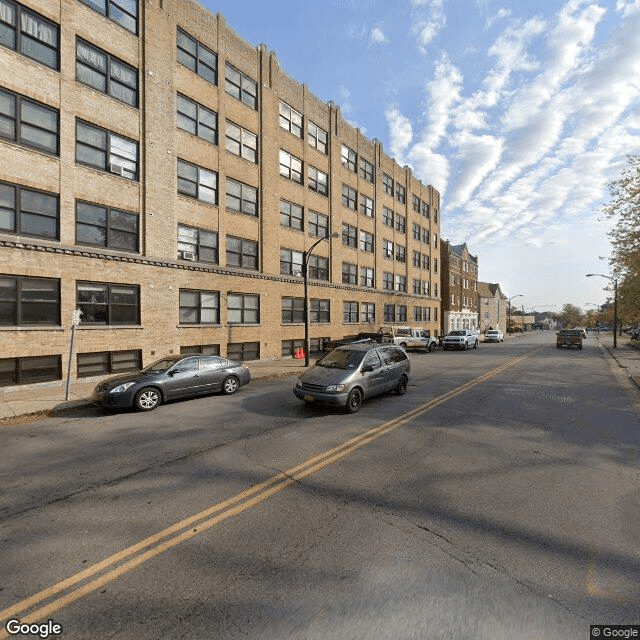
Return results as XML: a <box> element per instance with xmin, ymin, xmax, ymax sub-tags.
<box><xmin>0</xmin><ymin>348</ymin><xmax>540</xmax><ymax>635</ymax></box>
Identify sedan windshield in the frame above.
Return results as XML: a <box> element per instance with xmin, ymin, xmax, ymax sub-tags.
<box><xmin>141</xmin><ymin>358</ymin><xmax>181</xmax><ymax>374</ymax></box>
<box><xmin>448</xmin><ymin>331</ymin><xmax>466</xmax><ymax>336</ymax></box>
<box><xmin>317</xmin><ymin>349</ymin><xmax>365</xmax><ymax>370</ymax></box>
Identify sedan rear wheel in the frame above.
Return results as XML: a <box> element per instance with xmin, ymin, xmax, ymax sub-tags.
<box><xmin>134</xmin><ymin>387</ymin><xmax>161</xmax><ymax>412</ymax></box>
<box><xmin>222</xmin><ymin>376</ymin><xmax>239</xmax><ymax>395</ymax></box>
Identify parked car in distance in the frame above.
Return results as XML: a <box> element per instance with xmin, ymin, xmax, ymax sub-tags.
<box><xmin>293</xmin><ymin>343</ymin><xmax>410</xmax><ymax>413</ymax></box>
<box><xmin>556</xmin><ymin>329</ymin><xmax>583</xmax><ymax>350</ymax></box>
<box><xmin>92</xmin><ymin>354</ymin><xmax>251</xmax><ymax>411</ymax></box>
<box><xmin>485</xmin><ymin>329</ymin><xmax>504</xmax><ymax>343</ymax></box>
<box><xmin>442</xmin><ymin>330</ymin><xmax>479</xmax><ymax>351</ymax></box>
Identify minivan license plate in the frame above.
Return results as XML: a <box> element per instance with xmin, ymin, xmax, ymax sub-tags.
<box><xmin>304</xmin><ymin>395</ymin><xmax>314</xmax><ymax>402</ymax></box>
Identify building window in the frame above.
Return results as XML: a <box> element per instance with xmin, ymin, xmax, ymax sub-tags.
<box><xmin>79</xmin><ymin>0</ymin><xmax>137</xmax><ymax>34</ymax></box>
<box><xmin>177</xmin><ymin>158</ymin><xmax>217</xmax><ymax>203</ymax></box>
<box><xmin>308</xmin><ymin>210</ymin><xmax>328</xmax><ymax>237</ymax></box>
<box><xmin>225</xmin><ymin>62</ymin><xmax>257</xmax><ymax>109</ymax></box>
<box><xmin>227</xmin><ymin>341</ymin><xmax>260</xmax><ymax>361</ymax></box>
<box><xmin>341</xmin><ymin>145</ymin><xmax>357</xmax><ymax>171</ymax></box>
<box><xmin>77</xmin><ymin>349</ymin><xmax>141</xmax><ymax>378</ymax></box>
<box><xmin>0</xmin><ymin>181</ymin><xmax>58</xmax><ymax>239</ymax></box>
<box><xmin>383</xmin><ymin>207</ymin><xmax>394</xmax><ymax>227</ymax></box>
<box><xmin>395</xmin><ymin>275</ymin><xmax>406</xmax><ymax>292</ymax></box>
<box><xmin>422</xmin><ymin>227</ymin><xmax>430</xmax><ymax>244</ymax></box>
<box><xmin>280</xmin><ymin>248</ymin><xmax>304</xmax><ymax>276</ymax></box>
<box><xmin>342</xmin><ymin>223</ymin><xmax>356</xmax><ymax>248</ymax></box>
<box><xmin>177</xmin><ymin>94</ymin><xmax>217</xmax><ymax>145</ymax></box>
<box><xmin>279</xmin><ymin>149</ymin><xmax>303</xmax><ymax>183</ymax></box>
<box><xmin>434</xmin><ymin>234</ymin><xmax>438</xmax><ymax>248</ymax></box>
<box><xmin>359</xmin><ymin>230</ymin><xmax>374</xmax><ymax>253</ymax></box>
<box><xmin>310</xmin><ymin>299</ymin><xmax>330</xmax><ymax>323</ymax></box>
<box><xmin>412</xmin><ymin>223</ymin><xmax>421</xmax><ymax>240</ymax></box>
<box><xmin>383</xmin><ymin>239</ymin><xmax>394</xmax><ymax>259</ymax></box>
<box><xmin>383</xmin><ymin>173</ymin><xmax>394</xmax><ymax>196</ymax></box>
<box><xmin>0</xmin><ymin>0</ymin><xmax>59</xmax><ymax>69</ymax></box>
<box><xmin>361</xmin><ymin>302</ymin><xmax>375</xmax><ymax>323</ymax></box>
<box><xmin>413</xmin><ymin>251</ymin><xmax>421</xmax><ymax>268</ymax></box>
<box><xmin>308</xmin><ymin>166</ymin><xmax>328</xmax><ymax>195</ymax></box>
<box><xmin>179</xmin><ymin>289</ymin><xmax>219</xmax><ymax>324</ymax></box>
<box><xmin>76</xmin><ymin>119</ymin><xmax>137</xmax><ymax>179</ymax></box>
<box><xmin>225</xmin><ymin>121</ymin><xmax>257</xmax><ymax>162</ymax></box>
<box><xmin>228</xmin><ymin>293</ymin><xmax>259</xmax><ymax>324</ymax></box>
<box><xmin>412</xmin><ymin>194</ymin><xmax>421</xmax><ymax>213</ymax></box>
<box><xmin>359</xmin><ymin>158</ymin><xmax>374</xmax><ymax>183</ymax></box>
<box><xmin>226</xmin><ymin>178</ymin><xmax>258</xmax><ymax>216</ymax></box>
<box><xmin>76</xmin><ymin>39</ymin><xmax>137</xmax><ymax>107</ymax></box>
<box><xmin>395</xmin><ymin>214</ymin><xmax>406</xmax><ymax>234</ymax></box>
<box><xmin>279</xmin><ymin>100</ymin><xmax>302</xmax><ymax>137</ymax></box>
<box><xmin>308</xmin><ymin>255</ymin><xmax>328</xmax><ymax>281</ymax></box>
<box><xmin>177</xmin><ymin>224</ymin><xmax>218</xmax><ymax>263</ymax></box>
<box><xmin>396</xmin><ymin>183</ymin><xmax>406</xmax><ymax>203</ymax></box>
<box><xmin>360</xmin><ymin>195</ymin><xmax>374</xmax><ymax>218</ymax></box>
<box><xmin>282</xmin><ymin>297</ymin><xmax>304</xmax><ymax>324</ymax></box>
<box><xmin>176</xmin><ymin>28</ymin><xmax>216</xmax><ymax>84</ymax></box>
<box><xmin>422</xmin><ymin>202</ymin><xmax>430</xmax><ymax>218</ymax></box>
<box><xmin>342</xmin><ymin>262</ymin><xmax>357</xmax><ymax>285</ymax></box>
<box><xmin>0</xmin><ymin>88</ymin><xmax>59</xmax><ymax>155</ymax></box>
<box><xmin>434</xmin><ymin>258</ymin><xmax>438</xmax><ymax>273</ymax></box>
<box><xmin>280</xmin><ymin>200</ymin><xmax>303</xmax><ymax>230</ymax></box>
<box><xmin>180</xmin><ymin>344</ymin><xmax>220</xmax><ymax>355</ymax></box>
<box><xmin>226</xmin><ymin>236</ymin><xmax>258</xmax><ymax>270</ymax></box>
<box><xmin>383</xmin><ymin>272</ymin><xmax>393</xmax><ymax>291</ymax></box>
<box><xmin>343</xmin><ymin>301</ymin><xmax>358</xmax><ymax>323</ymax></box>
<box><xmin>360</xmin><ymin>266</ymin><xmax>374</xmax><ymax>288</ymax></box>
<box><xmin>282</xmin><ymin>339</ymin><xmax>305</xmax><ymax>357</ymax></box>
<box><xmin>77</xmin><ymin>281</ymin><xmax>139</xmax><ymax>325</ymax></box>
<box><xmin>413</xmin><ymin>279</ymin><xmax>421</xmax><ymax>295</ymax></box>
<box><xmin>76</xmin><ymin>200</ymin><xmax>138</xmax><ymax>252</ymax></box>
<box><xmin>0</xmin><ymin>355</ymin><xmax>61</xmax><ymax>386</ymax></box>
<box><xmin>307</xmin><ymin>121</ymin><xmax>327</xmax><ymax>153</ymax></box>
<box><xmin>395</xmin><ymin>244</ymin><xmax>406</xmax><ymax>263</ymax></box>
<box><xmin>384</xmin><ymin>304</ymin><xmax>406</xmax><ymax>323</ymax></box>
<box><xmin>0</xmin><ymin>274</ymin><xmax>60</xmax><ymax>325</ymax></box>
<box><xmin>342</xmin><ymin>184</ymin><xmax>357</xmax><ymax>210</ymax></box>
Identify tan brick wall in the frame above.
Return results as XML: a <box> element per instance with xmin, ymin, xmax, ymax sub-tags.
<box><xmin>0</xmin><ymin>0</ymin><xmax>442</xmax><ymax>387</ymax></box>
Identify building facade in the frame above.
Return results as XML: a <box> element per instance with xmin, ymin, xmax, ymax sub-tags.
<box><xmin>477</xmin><ymin>282</ymin><xmax>507</xmax><ymax>333</ymax></box>
<box><xmin>0</xmin><ymin>0</ymin><xmax>441</xmax><ymax>388</ymax></box>
<box><xmin>440</xmin><ymin>241</ymin><xmax>478</xmax><ymax>334</ymax></box>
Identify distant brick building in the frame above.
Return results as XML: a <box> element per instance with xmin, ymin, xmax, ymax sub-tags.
<box><xmin>440</xmin><ymin>241</ymin><xmax>478</xmax><ymax>334</ymax></box>
<box><xmin>0</xmin><ymin>0</ymin><xmax>441</xmax><ymax>388</ymax></box>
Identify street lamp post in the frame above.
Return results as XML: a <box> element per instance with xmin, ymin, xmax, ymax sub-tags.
<box><xmin>507</xmin><ymin>294</ymin><xmax>523</xmax><ymax>334</ymax></box>
<box><xmin>303</xmin><ymin>232</ymin><xmax>340</xmax><ymax>366</ymax></box>
<box><xmin>586</xmin><ymin>274</ymin><xmax>618</xmax><ymax>348</ymax></box>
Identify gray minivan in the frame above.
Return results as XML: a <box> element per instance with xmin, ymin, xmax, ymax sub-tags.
<box><xmin>293</xmin><ymin>343</ymin><xmax>410</xmax><ymax>413</ymax></box>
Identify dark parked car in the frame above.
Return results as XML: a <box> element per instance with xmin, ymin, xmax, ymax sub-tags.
<box><xmin>92</xmin><ymin>355</ymin><xmax>251</xmax><ymax>411</ymax></box>
<box><xmin>556</xmin><ymin>329</ymin><xmax>583</xmax><ymax>349</ymax></box>
<box><xmin>293</xmin><ymin>343</ymin><xmax>410</xmax><ymax>413</ymax></box>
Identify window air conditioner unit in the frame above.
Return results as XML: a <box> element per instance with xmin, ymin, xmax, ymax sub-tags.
<box><xmin>109</xmin><ymin>163</ymin><xmax>126</xmax><ymax>177</ymax></box>
<box><xmin>179</xmin><ymin>250</ymin><xmax>197</xmax><ymax>261</ymax></box>
<box><xmin>292</xmin><ymin>270</ymin><xmax>303</xmax><ymax>277</ymax></box>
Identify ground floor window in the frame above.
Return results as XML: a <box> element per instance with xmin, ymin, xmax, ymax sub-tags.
<box><xmin>227</xmin><ymin>341</ymin><xmax>259</xmax><ymax>361</ymax></box>
<box><xmin>180</xmin><ymin>344</ymin><xmax>220</xmax><ymax>355</ymax></box>
<box><xmin>0</xmin><ymin>355</ymin><xmax>61</xmax><ymax>386</ymax></box>
<box><xmin>77</xmin><ymin>350</ymin><xmax>141</xmax><ymax>378</ymax></box>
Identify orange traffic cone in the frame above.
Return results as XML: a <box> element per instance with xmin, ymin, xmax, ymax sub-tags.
<box><xmin>295</xmin><ymin>348</ymin><xmax>305</xmax><ymax>359</ymax></box>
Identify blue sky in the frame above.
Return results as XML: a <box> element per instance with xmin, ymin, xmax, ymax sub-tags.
<box><xmin>201</xmin><ymin>0</ymin><xmax>640</xmax><ymax>312</ymax></box>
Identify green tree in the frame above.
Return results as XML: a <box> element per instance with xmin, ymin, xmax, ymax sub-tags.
<box><xmin>557</xmin><ymin>304</ymin><xmax>584</xmax><ymax>328</ymax></box>
<box><xmin>602</xmin><ymin>155</ymin><xmax>640</xmax><ymax>326</ymax></box>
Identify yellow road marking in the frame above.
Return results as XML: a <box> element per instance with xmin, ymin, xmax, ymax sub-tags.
<box><xmin>0</xmin><ymin>348</ymin><xmax>540</xmax><ymax>634</ymax></box>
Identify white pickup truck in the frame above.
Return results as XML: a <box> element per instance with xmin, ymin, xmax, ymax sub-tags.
<box><xmin>382</xmin><ymin>326</ymin><xmax>438</xmax><ymax>352</ymax></box>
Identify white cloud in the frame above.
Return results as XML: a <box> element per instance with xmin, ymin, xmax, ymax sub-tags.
<box><xmin>385</xmin><ymin>106</ymin><xmax>413</xmax><ymax>157</ymax></box>
<box><xmin>370</xmin><ymin>27</ymin><xmax>388</xmax><ymax>44</ymax></box>
<box><xmin>411</xmin><ymin>0</ymin><xmax>447</xmax><ymax>52</ymax></box>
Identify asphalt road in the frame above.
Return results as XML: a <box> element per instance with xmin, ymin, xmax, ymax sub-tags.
<box><xmin>1</xmin><ymin>332</ymin><xmax>638</xmax><ymax>639</ymax></box>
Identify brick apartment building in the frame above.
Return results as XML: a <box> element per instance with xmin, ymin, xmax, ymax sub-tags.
<box><xmin>440</xmin><ymin>241</ymin><xmax>478</xmax><ymax>334</ymax></box>
<box><xmin>0</xmin><ymin>0</ymin><xmax>441</xmax><ymax>388</ymax></box>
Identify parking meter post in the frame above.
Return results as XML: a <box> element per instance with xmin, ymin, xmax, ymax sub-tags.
<box><xmin>65</xmin><ymin>310</ymin><xmax>82</xmax><ymax>401</ymax></box>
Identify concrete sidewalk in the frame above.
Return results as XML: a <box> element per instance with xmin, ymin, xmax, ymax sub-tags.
<box><xmin>0</xmin><ymin>357</ymin><xmax>308</xmax><ymax>422</ymax></box>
